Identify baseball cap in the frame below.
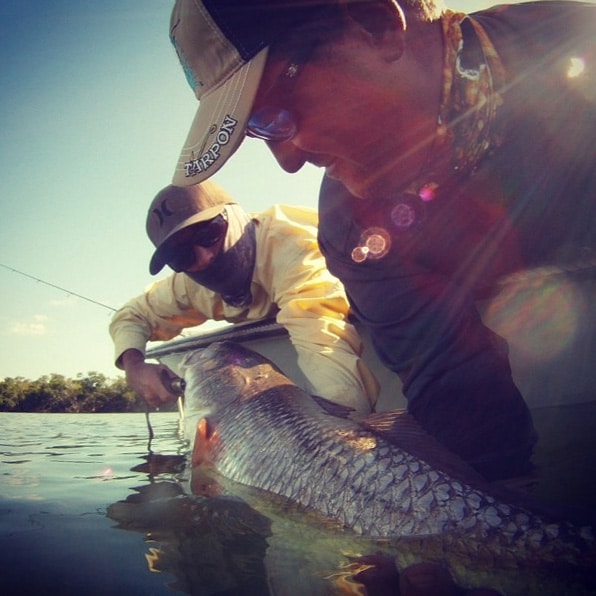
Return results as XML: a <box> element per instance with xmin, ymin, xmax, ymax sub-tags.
<box><xmin>146</xmin><ymin>181</ymin><xmax>237</xmax><ymax>274</ymax></box>
<box><xmin>169</xmin><ymin>0</ymin><xmax>335</xmax><ymax>186</ymax></box>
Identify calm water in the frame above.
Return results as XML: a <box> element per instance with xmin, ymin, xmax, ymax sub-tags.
<box><xmin>0</xmin><ymin>412</ymin><xmax>371</xmax><ymax>596</ymax></box>
<box><xmin>1</xmin><ymin>409</ymin><xmax>596</xmax><ymax>595</ymax></box>
<box><xmin>0</xmin><ymin>413</ymin><xmax>187</xmax><ymax>595</ymax></box>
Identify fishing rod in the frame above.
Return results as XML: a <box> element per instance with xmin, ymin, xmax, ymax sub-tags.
<box><xmin>0</xmin><ymin>263</ymin><xmax>117</xmax><ymax>312</ymax></box>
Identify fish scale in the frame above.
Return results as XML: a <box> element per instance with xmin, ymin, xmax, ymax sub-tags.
<box><xmin>182</xmin><ymin>341</ymin><xmax>596</xmax><ymax>572</ymax></box>
<box><xmin>214</xmin><ymin>388</ymin><xmax>520</xmax><ymax>539</ymax></box>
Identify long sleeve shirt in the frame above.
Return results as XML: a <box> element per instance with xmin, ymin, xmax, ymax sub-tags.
<box><xmin>317</xmin><ymin>2</ymin><xmax>595</xmax><ymax>473</ymax></box>
<box><xmin>110</xmin><ymin>204</ymin><xmax>379</xmax><ymax>414</ymax></box>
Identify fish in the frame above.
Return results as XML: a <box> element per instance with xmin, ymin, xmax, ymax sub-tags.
<box><xmin>180</xmin><ymin>341</ymin><xmax>596</xmax><ymax>593</ymax></box>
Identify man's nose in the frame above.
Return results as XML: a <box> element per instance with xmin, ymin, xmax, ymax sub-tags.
<box><xmin>266</xmin><ymin>139</ymin><xmax>308</xmax><ymax>173</ymax></box>
<box><xmin>186</xmin><ymin>245</ymin><xmax>217</xmax><ymax>272</ymax></box>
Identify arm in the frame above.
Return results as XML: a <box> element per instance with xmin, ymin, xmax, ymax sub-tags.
<box><xmin>119</xmin><ymin>348</ymin><xmax>182</xmax><ymax>409</ymax></box>
<box><xmin>109</xmin><ymin>274</ymin><xmax>214</xmax><ymax>408</ymax></box>
<box><xmin>262</xmin><ymin>206</ymin><xmax>380</xmax><ymax>415</ymax></box>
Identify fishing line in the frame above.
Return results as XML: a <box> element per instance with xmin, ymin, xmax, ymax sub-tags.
<box><xmin>0</xmin><ymin>263</ymin><xmax>117</xmax><ymax>312</ymax></box>
<box><xmin>145</xmin><ymin>409</ymin><xmax>155</xmax><ymax>455</ymax></box>
<box><xmin>1</xmin><ymin>263</ymin><xmax>181</xmax><ymax>455</ymax></box>
<box><xmin>0</xmin><ymin>264</ymin><xmax>159</xmax><ymax>448</ymax></box>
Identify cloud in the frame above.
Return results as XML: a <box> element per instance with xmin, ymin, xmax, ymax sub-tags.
<box><xmin>7</xmin><ymin>315</ymin><xmax>49</xmax><ymax>336</ymax></box>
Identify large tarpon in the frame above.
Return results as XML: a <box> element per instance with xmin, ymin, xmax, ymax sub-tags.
<box><xmin>180</xmin><ymin>341</ymin><xmax>596</xmax><ymax>591</ymax></box>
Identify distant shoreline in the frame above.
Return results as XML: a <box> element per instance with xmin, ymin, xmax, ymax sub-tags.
<box><xmin>0</xmin><ymin>373</ymin><xmax>177</xmax><ymax>413</ymax></box>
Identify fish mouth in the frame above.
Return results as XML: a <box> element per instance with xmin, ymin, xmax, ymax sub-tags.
<box><xmin>183</xmin><ymin>410</ymin><xmax>207</xmax><ymax>453</ymax></box>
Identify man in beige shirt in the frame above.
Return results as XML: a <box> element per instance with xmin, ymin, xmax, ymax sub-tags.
<box><xmin>110</xmin><ymin>181</ymin><xmax>378</xmax><ymax>412</ymax></box>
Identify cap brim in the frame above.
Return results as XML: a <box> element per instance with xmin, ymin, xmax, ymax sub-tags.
<box><xmin>172</xmin><ymin>47</ymin><xmax>269</xmax><ymax>187</ymax></box>
<box><xmin>148</xmin><ymin>203</ymin><xmax>228</xmax><ymax>274</ymax></box>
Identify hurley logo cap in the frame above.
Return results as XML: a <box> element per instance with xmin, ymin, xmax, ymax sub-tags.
<box><xmin>146</xmin><ymin>181</ymin><xmax>237</xmax><ymax>274</ymax></box>
<box><xmin>169</xmin><ymin>0</ymin><xmax>336</xmax><ymax>186</ymax></box>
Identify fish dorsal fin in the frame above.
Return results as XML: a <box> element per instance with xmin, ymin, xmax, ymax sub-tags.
<box><xmin>364</xmin><ymin>410</ymin><xmax>596</xmax><ymax>521</ymax></box>
<box><xmin>361</xmin><ymin>410</ymin><xmax>489</xmax><ymax>488</ymax></box>
<box><xmin>312</xmin><ymin>400</ymin><xmax>489</xmax><ymax>488</ymax></box>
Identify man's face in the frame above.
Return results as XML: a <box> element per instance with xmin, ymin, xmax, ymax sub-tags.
<box><xmin>162</xmin><ymin>216</ymin><xmax>227</xmax><ymax>273</ymax></box>
<box><xmin>249</xmin><ymin>28</ymin><xmax>425</xmax><ymax>200</ymax></box>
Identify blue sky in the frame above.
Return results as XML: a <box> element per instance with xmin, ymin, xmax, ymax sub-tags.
<box><xmin>0</xmin><ymin>0</ymin><xmax>581</xmax><ymax>380</ymax></box>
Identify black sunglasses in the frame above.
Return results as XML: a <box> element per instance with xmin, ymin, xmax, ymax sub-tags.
<box><xmin>165</xmin><ymin>214</ymin><xmax>228</xmax><ymax>273</ymax></box>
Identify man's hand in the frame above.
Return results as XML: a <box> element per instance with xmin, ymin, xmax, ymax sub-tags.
<box><xmin>121</xmin><ymin>349</ymin><xmax>183</xmax><ymax>409</ymax></box>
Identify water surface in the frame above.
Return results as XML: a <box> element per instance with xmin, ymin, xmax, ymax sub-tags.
<box><xmin>1</xmin><ymin>408</ymin><xmax>596</xmax><ymax>595</ymax></box>
<box><xmin>0</xmin><ymin>413</ymin><xmax>185</xmax><ymax>595</ymax></box>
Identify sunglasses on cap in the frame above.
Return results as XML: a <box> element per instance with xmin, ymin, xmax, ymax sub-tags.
<box><xmin>164</xmin><ymin>213</ymin><xmax>228</xmax><ymax>273</ymax></box>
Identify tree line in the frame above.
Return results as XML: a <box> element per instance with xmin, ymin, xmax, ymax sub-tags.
<box><xmin>0</xmin><ymin>372</ymin><xmax>177</xmax><ymax>413</ymax></box>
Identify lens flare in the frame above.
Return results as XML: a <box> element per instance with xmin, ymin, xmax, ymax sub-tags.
<box><xmin>391</xmin><ymin>202</ymin><xmax>418</xmax><ymax>230</ymax></box>
<box><xmin>351</xmin><ymin>227</ymin><xmax>391</xmax><ymax>263</ymax></box>
<box><xmin>567</xmin><ymin>56</ymin><xmax>585</xmax><ymax>79</ymax></box>
<box><xmin>483</xmin><ymin>275</ymin><xmax>586</xmax><ymax>363</ymax></box>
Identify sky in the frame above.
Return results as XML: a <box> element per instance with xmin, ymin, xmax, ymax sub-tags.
<box><xmin>0</xmin><ymin>0</ymin><xmax>586</xmax><ymax>380</ymax></box>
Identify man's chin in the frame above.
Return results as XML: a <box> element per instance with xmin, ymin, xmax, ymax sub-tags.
<box><xmin>329</xmin><ymin>173</ymin><xmax>380</xmax><ymax>201</ymax></box>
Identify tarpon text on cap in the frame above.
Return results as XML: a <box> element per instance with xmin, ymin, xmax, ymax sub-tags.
<box><xmin>169</xmin><ymin>0</ymin><xmax>336</xmax><ymax>186</ymax></box>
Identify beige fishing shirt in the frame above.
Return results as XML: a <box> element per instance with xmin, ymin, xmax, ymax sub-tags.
<box><xmin>110</xmin><ymin>204</ymin><xmax>379</xmax><ymax>413</ymax></box>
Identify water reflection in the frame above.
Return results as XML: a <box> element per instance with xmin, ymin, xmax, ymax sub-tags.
<box><xmin>108</xmin><ymin>477</ymin><xmax>272</xmax><ymax>595</ymax></box>
<box><xmin>107</xmin><ymin>433</ymin><xmax>596</xmax><ymax>596</ymax></box>
<box><xmin>2</xmin><ymin>410</ymin><xmax>595</xmax><ymax>594</ymax></box>
<box><xmin>107</xmin><ymin>454</ymin><xmax>407</xmax><ymax>595</ymax></box>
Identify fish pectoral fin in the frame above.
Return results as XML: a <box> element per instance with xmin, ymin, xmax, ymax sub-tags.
<box><xmin>191</xmin><ymin>417</ymin><xmax>218</xmax><ymax>467</ymax></box>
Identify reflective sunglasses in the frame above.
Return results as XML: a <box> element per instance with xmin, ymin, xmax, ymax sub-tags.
<box><xmin>247</xmin><ymin>106</ymin><xmax>298</xmax><ymax>142</ymax></box>
<box><xmin>246</xmin><ymin>58</ymin><xmax>307</xmax><ymax>142</ymax></box>
<box><xmin>165</xmin><ymin>214</ymin><xmax>228</xmax><ymax>273</ymax></box>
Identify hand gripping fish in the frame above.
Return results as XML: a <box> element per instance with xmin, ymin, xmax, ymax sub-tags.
<box><xmin>181</xmin><ymin>341</ymin><xmax>596</xmax><ymax>586</ymax></box>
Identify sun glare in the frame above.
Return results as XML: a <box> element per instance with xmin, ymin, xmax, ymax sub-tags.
<box><xmin>567</xmin><ymin>56</ymin><xmax>585</xmax><ymax>79</ymax></box>
<box><xmin>484</xmin><ymin>275</ymin><xmax>586</xmax><ymax>363</ymax></box>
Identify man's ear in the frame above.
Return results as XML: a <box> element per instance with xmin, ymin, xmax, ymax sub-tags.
<box><xmin>339</xmin><ymin>0</ymin><xmax>406</xmax><ymax>61</ymax></box>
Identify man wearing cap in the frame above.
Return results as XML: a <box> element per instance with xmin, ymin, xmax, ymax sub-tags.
<box><xmin>109</xmin><ymin>181</ymin><xmax>379</xmax><ymax>412</ymax></box>
<box><xmin>165</xmin><ymin>0</ymin><xmax>595</xmax><ymax>483</ymax></box>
